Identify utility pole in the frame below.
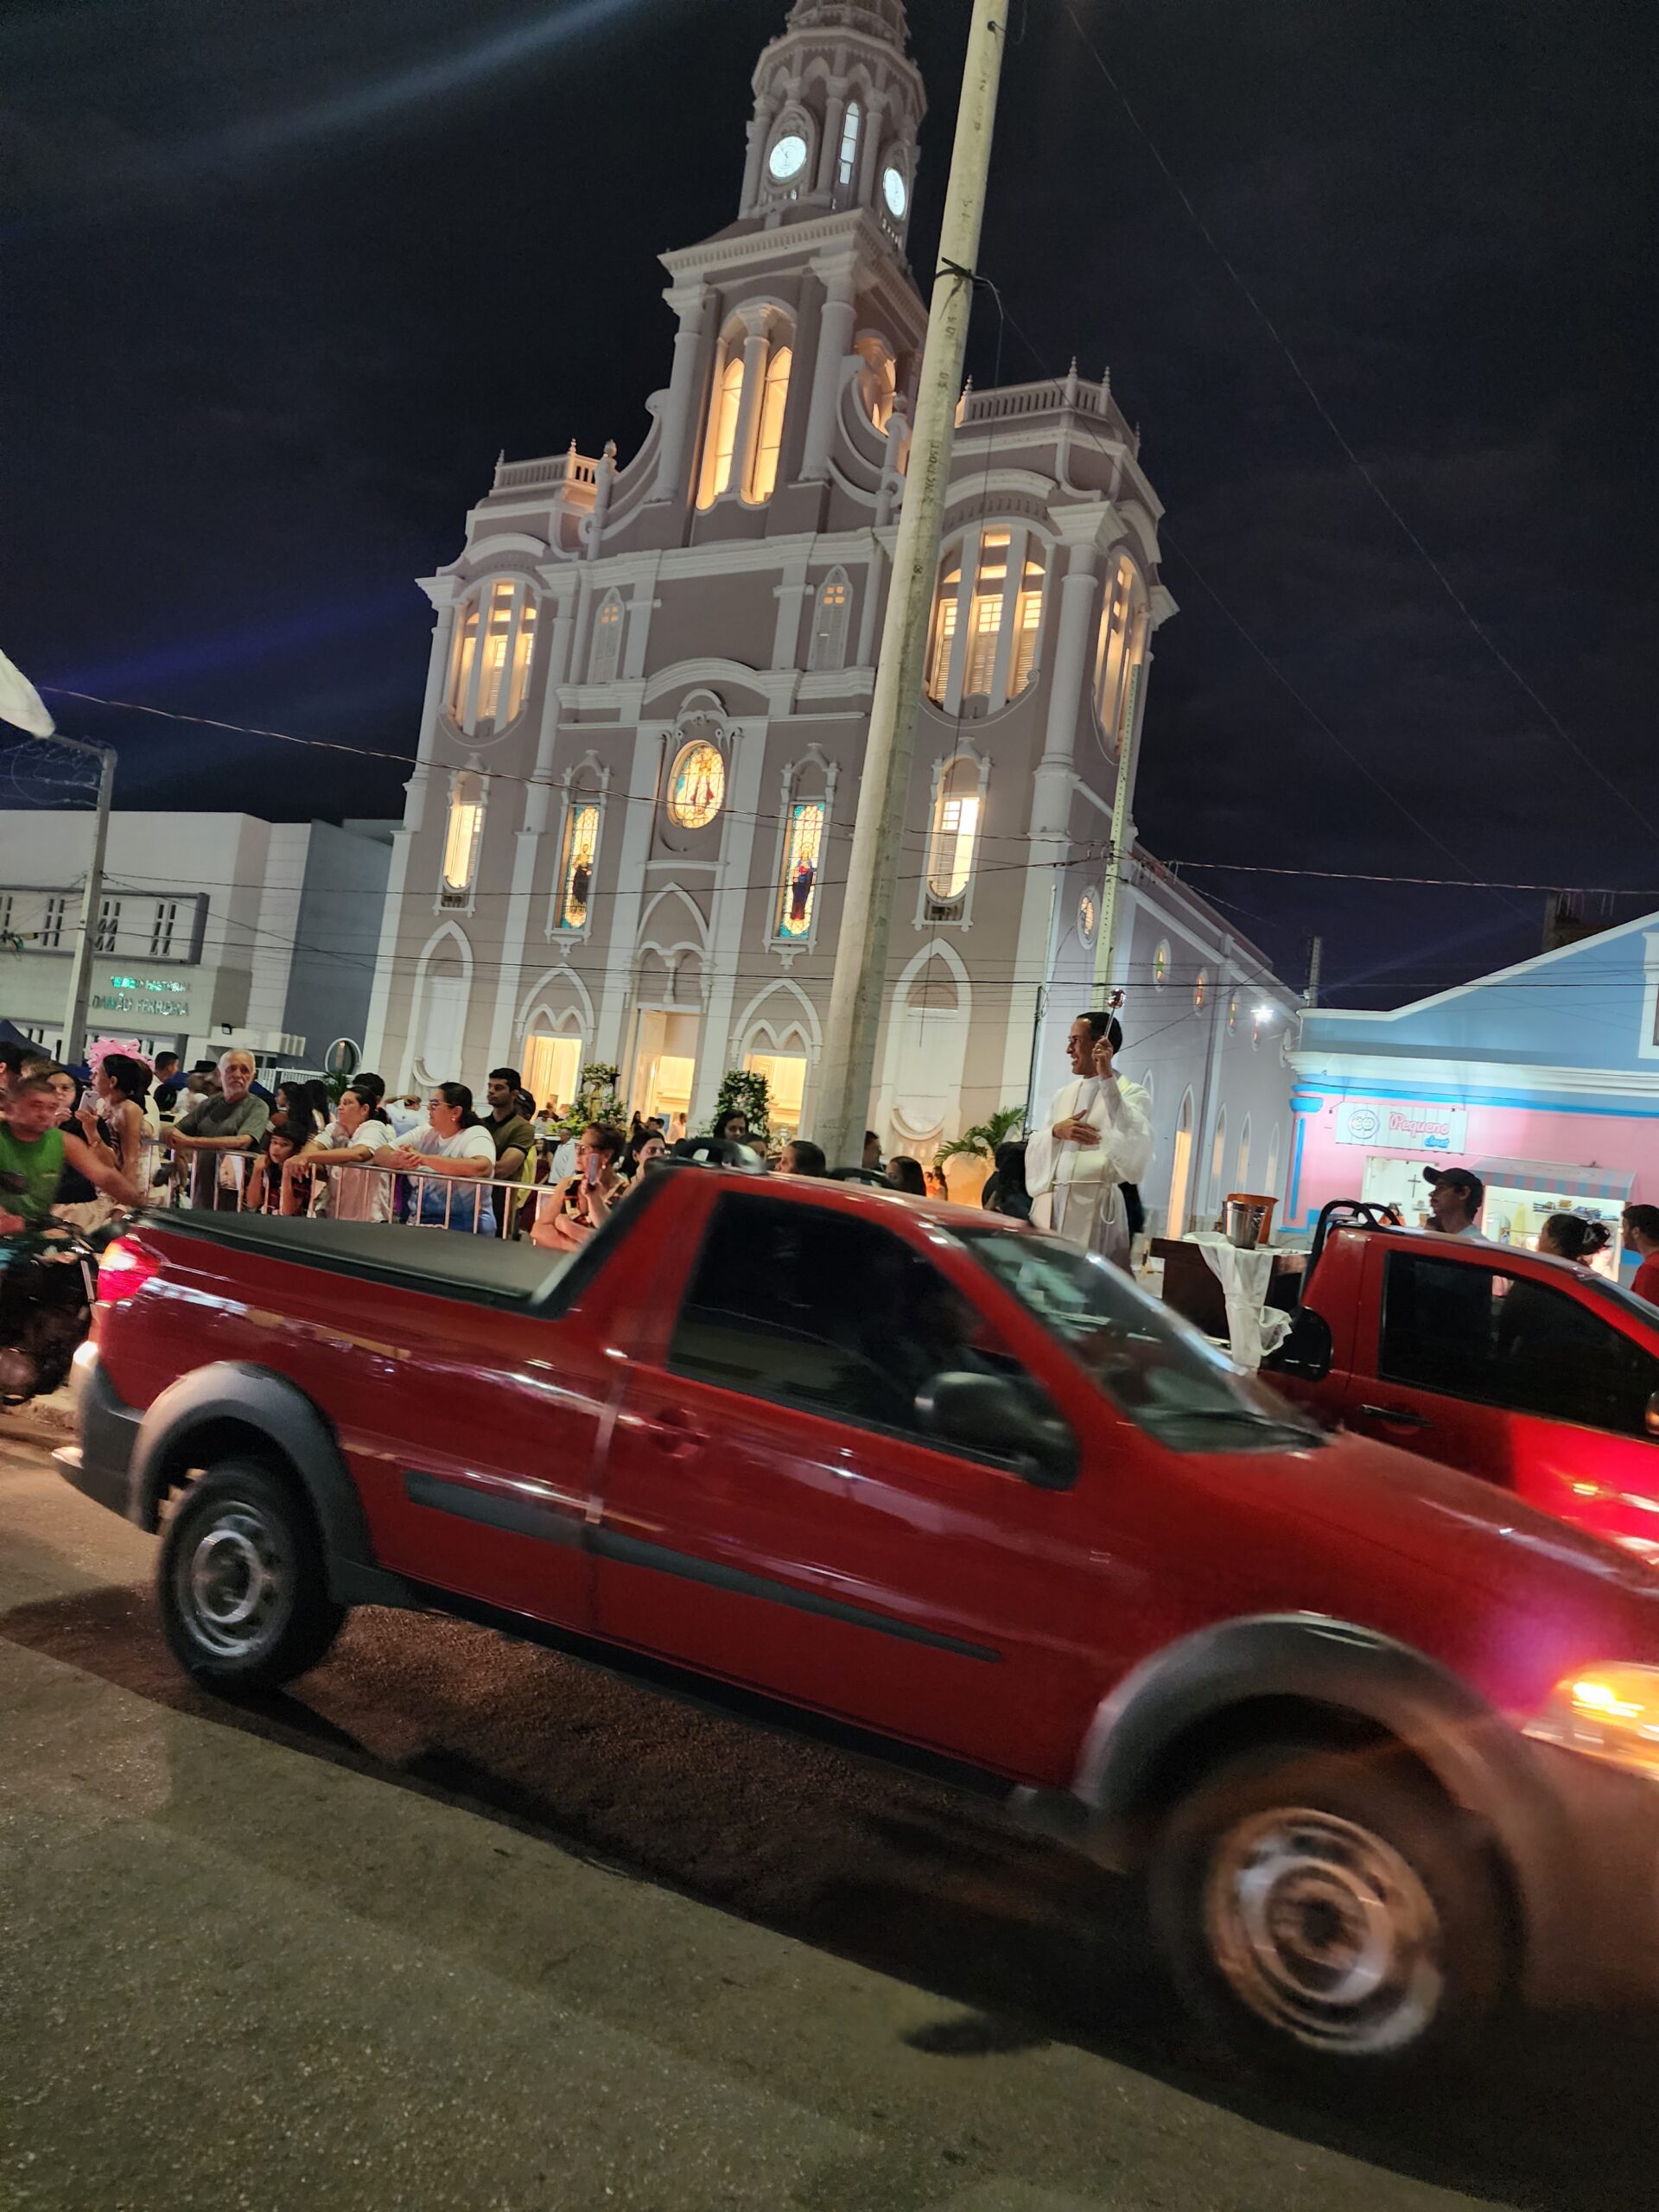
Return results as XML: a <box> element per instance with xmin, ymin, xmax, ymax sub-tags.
<box><xmin>1090</xmin><ymin>658</ymin><xmax>1145</xmax><ymax>1002</ymax></box>
<box><xmin>1303</xmin><ymin>932</ymin><xmax>1323</xmax><ymax>1008</ymax></box>
<box><xmin>59</xmin><ymin>739</ymin><xmax>117</xmax><ymax>1068</ymax></box>
<box><xmin>815</xmin><ymin>0</ymin><xmax>1010</xmax><ymax>1170</ymax></box>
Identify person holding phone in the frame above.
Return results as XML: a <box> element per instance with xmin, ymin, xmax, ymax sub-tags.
<box><xmin>530</xmin><ymin>1122</ymin><xmax>626</xmax><ymax>1250</ymax></box>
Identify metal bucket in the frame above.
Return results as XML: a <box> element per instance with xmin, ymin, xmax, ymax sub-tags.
<box><xmin>1224</xmin><ymin>1194</ymin><xmax>1274</xmax><ymax>1249</ymax></box>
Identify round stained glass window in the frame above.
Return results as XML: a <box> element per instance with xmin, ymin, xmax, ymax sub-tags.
<box><xmin>667</xmin><ymin>740</ymin><xmax>725</xmax><ymax>830</ymax></box>
<box><xmin>1078</xmin><ymin>887</ymin><xmax>1097</xmax><ymax>943</ymax></box>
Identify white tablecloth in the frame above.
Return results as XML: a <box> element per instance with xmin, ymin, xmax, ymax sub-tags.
<box><xmin>1189</xmin><ymin>1232</ymin><xmax>1292</xmax><ymax>1370</ymax></box>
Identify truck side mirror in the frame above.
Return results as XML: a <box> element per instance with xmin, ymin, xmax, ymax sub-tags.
<box><xmin>918</xmin><ymin>1371</ymin><xmax>1078</xmax><ymax>1491</ymax></box>
<box><xmin>1268</xmin><ymin>1307</ymin><xmax>1333</xmax><ymax>1383</ymax></box>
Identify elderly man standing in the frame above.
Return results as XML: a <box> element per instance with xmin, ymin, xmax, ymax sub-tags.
<box><xmin>161</xmin><ymin>1048</ymin><xmax>270</xmax><ymax>1209</ymax></box>
<box><xmin>1025</xmin><ymin>1012</ymin><xmax>1154</xmax><ymax>1268</ymax></box>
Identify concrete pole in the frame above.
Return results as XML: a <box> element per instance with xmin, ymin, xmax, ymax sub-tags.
<box><xmin>814</xmin><ymin>0</ymin><xmax>1010</xmax><ymax>1171</ymax></box>
<box><xmin>1090</xmin><ymin>640</ymin><xmax>1152</xmax><ymax>1003</ymax></box>
<box><xmin>60</xmin><ymin>741</ymin><xmax>117</xmax><ymax>1067</ymax></box>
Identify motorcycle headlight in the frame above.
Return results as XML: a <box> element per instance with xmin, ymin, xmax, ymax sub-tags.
<box><xmin>1522</xmin><ymin>1663</ymin><xmax>1659</xmax><ymax>1781</ymax></box>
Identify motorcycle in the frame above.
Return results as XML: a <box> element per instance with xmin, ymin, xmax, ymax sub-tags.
<box><xmin>0</xmin><ymin>1216</ymin><xmax>118</xmax><ymax>1408</ymax></box>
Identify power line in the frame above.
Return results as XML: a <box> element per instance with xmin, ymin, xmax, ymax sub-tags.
<box><xmin>1058</xmin><ymin>0</ymin><xmax>1659</xmax><ymax>843</ymax></box>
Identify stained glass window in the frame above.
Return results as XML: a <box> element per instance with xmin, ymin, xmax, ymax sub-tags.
<box><xmin>776</xmin><ymin>801</ymin><xmax>824</xmax><ymax>939</ymax></box>
<box><xmin>1153</xmin><ymin>939</ymin><xmax>1170</xmax><ymax>988</ymax></box>
<box><xmin>668</xmin><ymin>740</ymin><xmax>725</xmax><ymax>829</ymax></box>
<box><xmin>556</xmin><ymin>802</ymin><xmax>600</xmax><ymax>931</ymax></box>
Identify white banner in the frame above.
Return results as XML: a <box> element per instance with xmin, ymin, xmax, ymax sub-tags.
<box><xmin>1335</xmin><ymin>1099</ymin><xmax>1467</xmax><ymax>1154</ymax></box>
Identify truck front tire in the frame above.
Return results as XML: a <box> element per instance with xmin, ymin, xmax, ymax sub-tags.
<box><xmin>1150</xmin><ymin>1742</ymin><xmax>1508</xmax><ymax>2080</ymax></box>
<box><xmin>157</xmin><ymin>1459</ymin><xmax>345</xmax><ymax>1692</ymax></box>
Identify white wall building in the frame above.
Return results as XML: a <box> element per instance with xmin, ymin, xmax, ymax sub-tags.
<box><xmin>0</xmin><ymin>810</ymin><xmax>393</xmax><ymax>1070</ymax></box>
<box><xmin>364</xmin><ymin>0</ymin><xmax>1295</xmax><ymax>1228</ymax></box>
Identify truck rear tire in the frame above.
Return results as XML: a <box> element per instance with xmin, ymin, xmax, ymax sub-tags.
<box><xmin>1150</xmin><ymin>1742</ymin><xmax>1507</xmax><ymax>2082</ymax></box>
<box><xmin>157</xmin><ymin>1459</ymin><xmax>345</xmax><ymax>1692</ymax></box>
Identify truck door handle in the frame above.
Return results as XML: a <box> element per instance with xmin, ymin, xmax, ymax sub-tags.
<box><xmin>1357</xmin><ymin>1402</ymin><xmax>1431</xmax><ymax>1430</ymax></box>
<box><xmin>646</xmin><ymin>1409</ymin><xmax>707</xmax><ymax>1459</ymax></box>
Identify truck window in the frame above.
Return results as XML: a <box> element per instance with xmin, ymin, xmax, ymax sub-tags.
<box><xmin>668</xmin><ymin>1192</ymin><xmax>1064</xmax><ymax>1455</ymax></box>
<box><xmin>1381</xmin><ymin>1251</ymin><xmax>1659</xmax><ymax>1439</ymax></box>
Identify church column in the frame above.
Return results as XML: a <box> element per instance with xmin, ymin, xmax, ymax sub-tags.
<box><xmin>997</xmin><ymin>519</ymin><xmax>1109</xmax><ymax>1107</ymax></box>
<box><xmin>801</xmin><ymin>254</ymin><xmax>858</xmax><ymax>481</ymax></box>
<box><xmin>652</xmin><ymin>283</ymin><xmax>709</xmax><ymax>504</ymax></box>
<box><xmin>486</xmin><ymin>588</ymin><xmax>577</xmax><ymax>1067</ymax></box>
<box><xmin>815</xmin><ymin>83</ymin><xmax>847</xmax><ymax>196</ymax></box>
<box><xmin>740</xmin><ymin>96</ymin><xmax>777</xmax><ymax>215</ymax></box>
<box><xmin>855</xmin><ymin>91</ymin><xmax>886</xmax><ymax>205</ymax></box>
<box><xmin>365</xmin><ymin>594</ymin><xmax>454</xmax><ymax>1074</ymax></box>
<box><xmin>730</xmin><ymin>317</ymin><xmax>772</xmax><ymax>505</ymax></box>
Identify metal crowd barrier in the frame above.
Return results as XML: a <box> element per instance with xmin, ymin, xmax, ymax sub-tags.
<box><xmin>156</xmin><ymin>1149</ymin><xmax>544</xmax><ymax>1236</ymax></box>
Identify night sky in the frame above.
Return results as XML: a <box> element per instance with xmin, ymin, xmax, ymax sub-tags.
<box><xmin>6</xmin><ymin>0</ymin><xmax>1656</xmax><ymax>1007</ymax></box>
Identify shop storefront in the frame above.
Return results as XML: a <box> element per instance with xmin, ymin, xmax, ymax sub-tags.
<box><xmin>1289</xmin><ymin>912</ymin><xmax>1659</xmax><ymax>1287</ymax></box>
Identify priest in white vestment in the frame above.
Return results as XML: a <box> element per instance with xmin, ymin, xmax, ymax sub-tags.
<box><xmin>1026</xmin><ymin>1014</ymin><xmax>1154</xmax><ymax>1268</ymax></box>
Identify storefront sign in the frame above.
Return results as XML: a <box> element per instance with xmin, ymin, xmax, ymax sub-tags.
<box><xmin>88</xmin><ymin>969</ymin><xmax>199</xmax><ymax>1025</ymax></box>
<box><xmin>1335</xmin><ymin>1099</ymin><xmax>1467</xmax><ymax>1153</ymax></box>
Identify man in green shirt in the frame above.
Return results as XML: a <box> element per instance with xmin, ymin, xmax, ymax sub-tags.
<box><xmin>0</xmin><ymin>1075</ymin><xmax>143</xmax><ymax>1233</ymax></box>
<box><xmin>484</xmin><ymin>1067</ymin><xmax>535</xmax><ymax>1180</ymax></box>
<box><xmin>160</xmin><ymin>1048</ymin><xmax>270</xmax><ymax>1209</ymax></box>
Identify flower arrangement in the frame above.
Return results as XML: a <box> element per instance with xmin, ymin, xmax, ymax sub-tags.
<box><xmin>706</xmin><ymin>1067</ymin><xmax>770</xmax><ymax>1143</ymax></box>
<box><xmin>557</xmin><ymin>1062</ymin><xmax>622</xmax><ymax>1135</ymax></box>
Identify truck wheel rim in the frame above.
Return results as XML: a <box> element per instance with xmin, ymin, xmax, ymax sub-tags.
<box><xmin>1204</xmin><ymin>1807</ymin><xmax>1443</xmax><ymax>2053</ymax></box>
<box><xmin>181</xmin><ymin>1505</ymin><xmax>286</xmax><ymax>1658</ymax></box>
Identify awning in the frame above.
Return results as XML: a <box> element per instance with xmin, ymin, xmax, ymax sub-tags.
<box><xmin>1474</xmin><ymin>1156</ymin><xmax>1634</xmax><ymax>1201</ymax></box>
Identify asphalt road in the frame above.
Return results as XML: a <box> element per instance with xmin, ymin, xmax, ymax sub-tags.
<box><xmin>3</xmin><ymin>1423</ymin><xmax>1657</xmax><ymax>2212</ymax></box>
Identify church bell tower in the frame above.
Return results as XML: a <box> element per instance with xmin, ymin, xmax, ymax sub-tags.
<box><xmin>736</xmin><ymin>0</ymin><xmax>925</xmax><ymax>251</ymax></box>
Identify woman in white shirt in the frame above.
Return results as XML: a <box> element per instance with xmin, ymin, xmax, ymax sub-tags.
<box><xmin>284</xmin><ymin>1084</ymin><xmax>397</xmax><ymax>1222</ymax></box>
<box><xmin>373</xmin><ymin>1082</ymin><xmax>499</xmax><ymax>1235</ymax></box>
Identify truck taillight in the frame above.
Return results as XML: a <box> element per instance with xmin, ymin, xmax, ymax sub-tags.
<box><xmin>97</xmin><ymin>1238</ymin><xmax>162</xmax><ymax>1305</ymax></box>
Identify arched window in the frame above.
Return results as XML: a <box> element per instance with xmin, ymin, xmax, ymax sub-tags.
<box><xmin>924</xmin><ymin>755</ymin><xmax>983</xmax><ymax>920</ymax></box>
<box><xmin>836</xmin><ymin>99</ymin><xmax>861</xmax><ymax>188</ymax></box>
<box><xmin>775</xmin><ymin>798</ymin><xmax>825</xmax><ymax>942</ymax></box>
<box><xmin>552</xmin><ymin>770</ymin><xmax>603</xmax><ymax>935</ymax></box>
<box><xmin>697</xmin><ymin>353</ymin><xmax>746</xmax><ymax>510</ymax></box>
<box><xmin>807</xmin><ymin>569</ymin><xmax>851</xmax><ymax>671</ymax></box>
<box><xmin>445</xmin><ymin>578</ymin><xmax>537</xmax><ymax>736</ymax></box>
<box><xmin>1167</xmin><ymin>1090</ymin><xmax>1195</xmax><ymax>1236</ymax></box>
<box><xmin>747</xmin><ymin>342</ymin><xmax>792</xmax><ymax>503</ymax></box>
<box><xmin>441</xmin><ymin>770</ymin><xmax>486</xmax><ymax>909</ymax></box>
<box><xmin>1236</xmin><ymin>1115</ymin><xmax>1252</xmax><ymax>1190</ymax></box>
<box><xmin>925</xmin><ymin>524</ymin><xmax>1047</xmax><ymax>713</ymax></box>
<box><xmin>588</xmin><ymin>589</ymin><xmax>623</xmax><ymax>684</ymax></box>
<box><xmin>1210</xmin><ymin>1107</ymin><xmax>1228</xmax><ymax>1200</ymax></box>
<box><xmin>1264</xmin><ymin>1122</ymin><xmax>1281</xmax><ymax>1198</ymax></box>
<box><xmin>1094</xmin><ymin>552</ymin><xmax>1148</xmax><ymax>745</ymax></box>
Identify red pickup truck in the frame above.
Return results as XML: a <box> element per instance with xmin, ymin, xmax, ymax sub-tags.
<box><xmin>57</xmin><ymin>1166</ymin><xmax>1659</xmax><ymax>2079</ymax></box>
<box><xmin>1268</xmin><ymin>1204</ymin><xmax>1659</xmax><ymax>1560</ymax></box>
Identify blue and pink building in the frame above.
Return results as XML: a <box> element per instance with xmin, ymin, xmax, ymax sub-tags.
<box><xmin>1287</xmin><ymin>913</ymin><xmax>1659</xmax><ymax>1283</ymax></box>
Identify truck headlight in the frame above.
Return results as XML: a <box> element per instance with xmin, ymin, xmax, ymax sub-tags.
<box><xmin>1523</xmin><ymin>1664</ymin><xmax>1659</xmax><ymax>1780</ymax></box>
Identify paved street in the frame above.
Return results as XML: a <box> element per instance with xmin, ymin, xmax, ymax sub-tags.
<box><xmin>2</xmin><ymin>1422</ymin><xmax>1655</xmax><ymax>2212</ymax></box>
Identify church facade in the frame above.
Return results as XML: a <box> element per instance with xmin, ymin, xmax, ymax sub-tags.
<box><xmin>363</xmin><ymin>0</ymin><xmax>1295</xmax><ymax>1233</ymax></box>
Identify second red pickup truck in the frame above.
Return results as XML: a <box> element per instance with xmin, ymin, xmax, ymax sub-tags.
<box><xmin>57</xmin><ymin>1164</ymin><xmax>1659</xmax><ymax>2080</ymax></box>
<box><xmin>1268</xmin><ymin>1204</ymin><xmax>1659</xmax><ymax>1560</ymax></box>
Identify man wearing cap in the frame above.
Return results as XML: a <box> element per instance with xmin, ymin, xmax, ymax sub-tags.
<box><xmin>1424</xmin><ymin>1166</ymin><xmax>1485</xmax><ymax>1236</ymax></box>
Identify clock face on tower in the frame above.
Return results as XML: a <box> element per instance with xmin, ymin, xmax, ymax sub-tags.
<box><xmin>881</xmin><ymin>165</ymin><xmax>908</xmax><ymax>217</ymax></box>
<box><xmin>768</xmin><ymin>132</ymin><xmax>809</xmax><ymax>182</ymax></box>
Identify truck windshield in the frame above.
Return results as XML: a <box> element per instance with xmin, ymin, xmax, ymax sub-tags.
<box><xmin>957</xmin><ymin>1228</ymin><xmax>1324</xmax><ymax>1452</ymax></box>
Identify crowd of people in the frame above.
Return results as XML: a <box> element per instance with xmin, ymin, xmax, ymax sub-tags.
<box><xmin>0</xmin><ymin>1038</ymin><xmax>970</xmax><ymax>1245</ymax></box>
